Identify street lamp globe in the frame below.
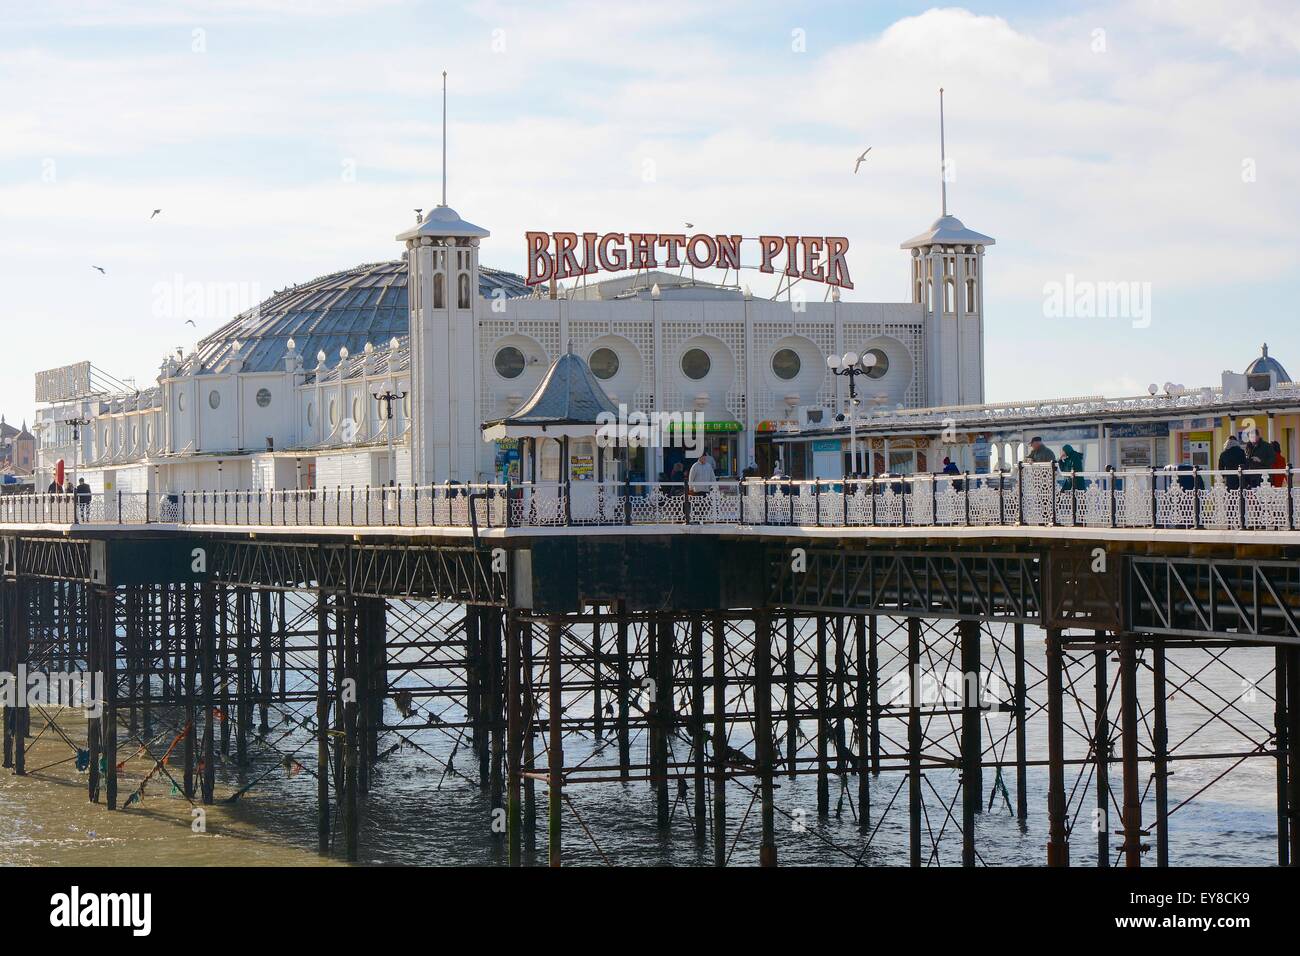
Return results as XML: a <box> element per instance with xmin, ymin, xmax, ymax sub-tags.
<box><xmin>826</xmin><ymin>354</ymin><xmax>841</xmax><ymax>371</ymax></box>
<box><xmin>842</xmin><ymin>351</ymin><xmax>859</xmax><ymax>368</ymax></box>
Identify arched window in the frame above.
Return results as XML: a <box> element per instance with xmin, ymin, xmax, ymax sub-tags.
<box><xmin>433</xmin><ymin>273</ymin><xmax>445</xmax><ymax>310</ymax></box>
<box><xmin>965</xmin><ymin>277</ymin><xmax>977</xmax><ymax>313</ymax></box>
<box><xmin>944</xmin><ymin>279</ymin><xmax>955</xmax><ymax>314</ymax></box>
<box><xmin>458</xmin><ymin>273</ymin><xmax>471</xmax><ymax>309</ymax></box>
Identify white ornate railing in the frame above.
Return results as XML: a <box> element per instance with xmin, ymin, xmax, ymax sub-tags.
<box><xmin>3</xmin><ymin>465</ymin><xmax>1299</xmax><ymax>532</ymax></box>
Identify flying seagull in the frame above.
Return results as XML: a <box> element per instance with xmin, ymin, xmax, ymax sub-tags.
<box><xmin>92</xmin><ymin>266</ymin><xmax>106</xmax><ymax>274</ymax></box>
<box><xmin>150</xmin><ymin>209</ymin><xmax>162</xmax><ymax>219</ymax></box>
<box><xmin>685</xmin><ymin>221</ymin><xmax>694</xmax><ymax>229</ymax></box>
<box><xmin>853</xmin><ymin>147</ymin><xmax>872</xmax><ymax>173</ymax></box>
<box><xmin>184</xmin><ymin>319</ymin><xmax>196</xmax><ymax>327</ymax></box>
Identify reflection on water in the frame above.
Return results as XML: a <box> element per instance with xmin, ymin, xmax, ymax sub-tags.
<box><xmin>0</xmin><ymin>621</ymin><xmax>1282</xmax><ymax>867</ymax></box>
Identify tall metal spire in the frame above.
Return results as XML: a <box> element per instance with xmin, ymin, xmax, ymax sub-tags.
<box><xmin>941</xmin><ymin>87</ymin><xmax>951</xmax><ymax>217</ymax></box>
<box><xmin>440</xmin><ymin>70</ymin><xmax>448</xmax><ymax>207</ymax></box>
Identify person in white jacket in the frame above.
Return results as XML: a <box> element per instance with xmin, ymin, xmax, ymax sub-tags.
<box><xmin>687</xmin><ymin>452</ymin><xmax>716</xmax><ymax>492</ymax></box>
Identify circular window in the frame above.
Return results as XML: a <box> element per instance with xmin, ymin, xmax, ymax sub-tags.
<box><xmin>307</xmin><ymin>402</ymin><xmax>316</xmax><ymax>427</ymax></box>
<box><xmin>144</xmin><ymin>423</ymin><xmax>151</xmax><ymax>444</ymax></box>
<box><xmin>403</xmin><ymin>393</ymin><xmax>411</xmax><ymax>417</ymax></box>
<box><xmin>864</xmin><ymin>348</ymin><xmax>889</xmax><ymax>379</ymax></box>
<box><xmin>328</xmin><ymin>400</ymin><xmax>337</xmax><ymax>427</ymax></box>
<box><xmin>352</xmin><ymin>397</ymin><xmax>362</xmax><ymax>424</ymax></box>
<box><xmin>208</xmin><ymin>390</ymin><xmax>221</xmax><ymax>409</ymax></box>
<box><xmin>131</xmin><ymin>425</ymin><xmax>138</xmax><ymax>444</ymax></box>
<box><xmin>771</xmin><ymin>348</ymin><xmax>801</xmax><ymax>380</ymax></box>
<box><xmin>494</xmin><ymin>346</ymin><xmax>525</xmax><ymax>379</ymax></box>
<box><xmin>681</xmin><ymin>348</ymin><xmax>711</xmax><ymax>380</ymax></box>
<box><xmin>589</xmin><ymin>347</ymin><xmax>619</xmax><ymax>380</ymax></box>
<box><xmin>256</xmin><ymin>387</ymin><xmax>272</xmax><ymax>407</ymax></box>
<box><xmin>177</xmin><ymin>392</ymin><xmax>186</xmax><ymax>412</ymax></box>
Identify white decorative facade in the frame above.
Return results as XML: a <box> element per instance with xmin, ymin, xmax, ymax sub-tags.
<box><xmin>33</xmin><ymin>195</ymin><xmax>993</xmax><ymax>492</ymax></box>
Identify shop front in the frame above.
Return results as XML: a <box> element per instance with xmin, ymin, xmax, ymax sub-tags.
<box><xmin>663</xmin><ymin>420</ymin><xmax>742</xmax><ymax>479</ymax></box>
<box><xmin>1106</xmin><ymin>422</ymin><xmax>1169</xmax><ymax>470</ymax></box>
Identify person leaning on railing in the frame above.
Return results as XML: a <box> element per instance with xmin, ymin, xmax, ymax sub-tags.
<box><xmin>1244</xmin><ymin>433</ymin><xmax>1275</xmax><ymax>490</ymax></box>
<box><xmin>1058</xmin><ymin>444</ymin><xmax>1088</xmax><ymax>491</ymax></box>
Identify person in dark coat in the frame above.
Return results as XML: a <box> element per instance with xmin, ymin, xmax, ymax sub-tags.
<box><xmin>1058</xmin><ymin>444</ymin><xmax>1087</xmax><ymax>490</ymax></box>
<box><xmin>1218</xmin><ymin>436</ymin><xmax>1247</xmax><ymax>490</ymax></box>
<box><xmin>1246</xmin><ymin>433</ymin><xmax>1276</xmax><ymax>489</ymax></box>
<box><xmin>75</xmin><ymin>478</ymin><xmax>92</xmax><ymax>520</ymax></box>
<box><xmin>1026</xmin><ymin>437</ymin><xmax>1056</xmax><ymax>463</ymax></box>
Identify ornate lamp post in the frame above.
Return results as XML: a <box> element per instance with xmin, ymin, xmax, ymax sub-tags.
<box><xmin>65</xmin><ymin>415</ymin><xmax>91</xmax><ymax>490</ymax></box>
<box><xmin>372</xmin><ymin>383</ymin><xmax>407</xmax><ymax>487</ymax></box>
<box><xmin>826</xmin><ymin>351</ymin><xmax>877</xmax><ymax>475</ymax></box>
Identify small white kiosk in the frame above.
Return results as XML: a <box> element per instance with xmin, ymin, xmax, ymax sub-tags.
<box><xmin>482</xmin><ymin>348</ymin><xmax>626</xmax><ymax>521</ymax></box>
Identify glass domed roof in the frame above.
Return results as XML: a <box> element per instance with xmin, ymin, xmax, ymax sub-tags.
<box><xmin>187</xmin><ymin>259</ymin><xmax>528</xmax><ymax>374</ymax></box>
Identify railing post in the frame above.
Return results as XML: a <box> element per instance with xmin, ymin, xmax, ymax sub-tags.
<box><xmin>1288</xmin><ymin>467</ymin><xmax>1294</xmax><ymax>532</ymax></box>
<box><xmin>564</xmin><ymin>479</ymin><xmax>572</xmax><ymax>527</ymax></box>
<box><xmin>145</xmin><ymin>489</ymin><xmax>151</xmax><ymax>524</ymax></box>
<box><xmin>814</xmin><ymin>479</ymin><xmax>821</xmax><ymax>527</ymax></box>
<box><xmin>1149</xmin><ymin>466</ymin><xmax>1158</xmax><ymax>529</ymax></box>
<box><xmin>1108</xmin><ymin>466</ymin><xmax>1117</xmax><ymax>528</ymax></box>
<box><xmin>622</xmin><ymin>475</ymin><xmax>631</xmax><ymax>526</ymax></box>
<box><xmin>1017</xmin><ymin>460</ymin><xmax>1025</xmax><ymax>526</ymax></box>
<box><xmin>683</xmin><ymin>481</ymin><xmax>691</xmax><ymax>524</ymax></box>
<box><xmin>998</xmin><ymin>469</ymin><xmax>1005</xmax><ymax>525</ymax></box>
<box><xmin>900</xmin><ymin>477</ymin><xmax>908</xmax><ymax>526</ymax></box>
<box><xmin>871</xmin><ymin>475</ymin><xmax>877</xmax><ymax>526</ymax></box>
<box><xmin>1193</xmin><ymin>466</ymin><xmax>1202</xmax><ymax>529</ymax></box>
<box><xmin>503</xmin><ymin>480</ymin><xmax>512</xmax><ymax>529</ymax></box>
<box><xmin>931</xmin><ymin>473</ymin><xmax>937</xmax><ymax>526</ymax></box>
<box><xmin>413</xmin><ymin>486</ymin><xmax>420</xmax><ymax>527</ymax></box>
<box><xmin>963</xmin><ymin>471</ymin><xmax>971</xmax><ymax>525</ymax></box>
<box><xmin>763</xmin><ymin>479</ymin><xmax>769</xmax><ymax>525</ymax></box>
<box><xmin>1049</xmin><ymin>460</ymin><xmax>1058</xmax><ymax>526</ymax></box>
<box><xmin>117</xmin><ymin>489</ymin><xmax>122</xmax><ymax>524</ymax></box>
<box><xmin>1071</xmin><ymin>469</ymin><xmax>1078</xmax><ymax>525</ymax></box>
<box><xmin>1238</xmin><ymin>467</ymin><xmax>1246</xmax><ymax>528</ymax></box>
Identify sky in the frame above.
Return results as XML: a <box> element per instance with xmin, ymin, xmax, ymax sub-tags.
<box><xmin>2</xmin><ymin>0</ymin><xmax>1298</xmax><ymax>424</ymax></box>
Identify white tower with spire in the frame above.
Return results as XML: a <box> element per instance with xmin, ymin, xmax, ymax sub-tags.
<box><xmin>397</xmin><ymin>70</ymin><xmax>489</xmax><ymax>483</ymax></box>
<box><xmin>902</xmin><ymin>88</ymin><xmax>994</xmax><ymax>407</ymax></box>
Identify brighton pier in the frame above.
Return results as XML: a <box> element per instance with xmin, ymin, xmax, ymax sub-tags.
<box><xmin>5</xmin><ymin>98</ymin><xmax>1297</xmax><ymax>867</ymax></box>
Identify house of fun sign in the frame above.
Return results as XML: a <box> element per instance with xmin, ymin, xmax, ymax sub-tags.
<box><xmin>525</xmin><ymin>232</ymin><xmax>854</xmax><ymax>289</ymax></box>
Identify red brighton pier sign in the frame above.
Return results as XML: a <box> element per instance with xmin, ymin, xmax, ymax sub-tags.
<box><xmin>525</xmin><ymin>231</ymin><xmax>853</xmax><ymax>289</ymax></box>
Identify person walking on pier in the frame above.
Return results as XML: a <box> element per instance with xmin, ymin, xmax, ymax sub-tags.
<box><xmin>688</xmin><ymin>451</ymin><xmax>716</xmax><ymax>493</ymax></box>
<box><xmin>75</xmin><ymin>477</ymin><xmax>92</xmax><ymax>521</ymax></box>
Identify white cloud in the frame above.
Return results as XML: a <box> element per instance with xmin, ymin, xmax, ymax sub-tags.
<box><xmin>1</xmin><ymin>1</ymin><xmax>1297</xmax><ymax>420</ymax></box>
